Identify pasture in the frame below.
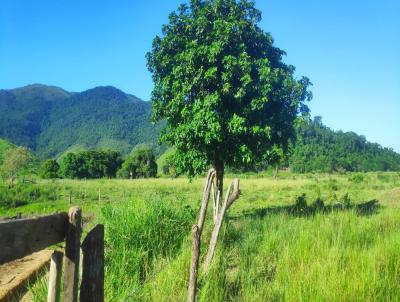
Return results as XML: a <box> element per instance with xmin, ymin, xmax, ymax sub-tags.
<box><xmin>1</xmin><ymin>172</ymin><xmax>400</xmax><ymax>301</ymax></box>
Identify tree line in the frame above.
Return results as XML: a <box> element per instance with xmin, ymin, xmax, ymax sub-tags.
<box><xmin>40</xmin><ymin>147</ymin><xmax>157</xmax><ymax>179</ymax></box>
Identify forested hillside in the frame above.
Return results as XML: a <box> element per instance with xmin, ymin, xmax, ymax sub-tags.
<box><xmin>0</xmin><ymin>84</ymin><xmax>163</xmax><ymax>159</ymax></box>
<box><xmin>289</xmin><ymin>117</ymin><xmax>400</xmax><ymax>172</ymax></box>
<box><xmin>1</xmin><ymin>85</ymin><xmax>399</xmax><ymax>172</ymax></box>
<box><xmin>0</xmin><ymin>84</ymin><xmax>70</xmax><ymax>149</ymax></box>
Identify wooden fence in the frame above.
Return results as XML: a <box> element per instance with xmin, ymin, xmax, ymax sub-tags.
<box><xmin>0</xmin><ymin>207</ymin><xmax>104</xmax><ymax>302</ymax></box>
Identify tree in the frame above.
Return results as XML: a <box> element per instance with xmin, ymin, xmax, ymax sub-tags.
<box><xmin>39</xmin><ymin>159</ymin><xmax>60</xmax><ymax>179</ymax></box>
<box><xmin>1</xmin><ymin>146</ymin><xmax>33</xmax><ymax>188</ymax></box>
<box><xmin>266</xmin><ymin>145</ymin><xmax>285</xmax><ymax>178</ymax></box>
<box><xmin>117</xmin><ymin>147</ymin><xmax>157</xmax><ymax>179</ymax></box>
<box><xmin>147</xmin><ymin>0</ymin><xmax>311</xmax><ymax>195</ymax></box>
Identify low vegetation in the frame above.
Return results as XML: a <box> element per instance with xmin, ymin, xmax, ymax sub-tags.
<box><xmin>1</xmin><ymin>172</ymin><xmax>400</xmax><ymax>301</ymax></box>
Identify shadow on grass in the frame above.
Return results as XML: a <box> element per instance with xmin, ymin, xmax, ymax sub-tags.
<box><xmin>234</xmin><ymin>198</ymin><xmax>381</xmax><ymax>220</ymax></box>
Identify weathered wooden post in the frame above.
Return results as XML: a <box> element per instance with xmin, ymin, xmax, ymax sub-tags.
<box><xmin>188</xmin><ymin>225</ymin><xmax>200</xmax><ymax>302</ymax></box>
<box><xmin>48</xmin><ymin>251</ymin><xmax>63</xmax><ymax>302</ymax></box>
<box><xmin>62</xmin><ymin>207</ymin><xmax>82</xmax><ymax>302</ymax></box>
<box><xmin>68</xmin><ymin>191</ymin><xmax>72</xmax><ymax>205</ymax></box>
<box><xmin>80</xmin><ymin>224</ymin><xmax>104</xmax><ymax>302</ymax></box>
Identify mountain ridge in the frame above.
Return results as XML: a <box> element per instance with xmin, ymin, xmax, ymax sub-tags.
<box><xmin>0</xmin><ymin>84</ymin><xmax>163</xmax><ymax>159</ymax></box>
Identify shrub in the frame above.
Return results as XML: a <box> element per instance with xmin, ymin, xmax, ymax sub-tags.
<box><xmin>340</xmin><ymin>193</ymin><xmax>352</xmax><ymax>208</ymax></box>
<box><xmin>311</xmin><ymin>197</ymin><xmax>325</xmax><ymax>211</ymax></box>
<box><xmin>348</xmin><ymin>173</ymin><xmax>365</xmax><ymax>183</ymax></box>
<box><xmin>293</xmin><ymin>194</ymin><xmax>308</xmax><ymax>214</ymax></box>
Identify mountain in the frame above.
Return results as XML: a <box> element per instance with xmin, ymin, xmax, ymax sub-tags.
<box><xmin>0</xmin><ymin>84</ymin><xmax>163</xmax><ymax>159</ymax></box>
<box><xmin>0</xmin><ymin>84</ymin><xmax>71</xmax><ymax>150</ymax></box>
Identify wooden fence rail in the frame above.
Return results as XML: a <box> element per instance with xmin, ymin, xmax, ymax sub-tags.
<box><xmin>0</xmin><ymin>207</ymin><xmax>104</xmax><ymax>302</ymax></box>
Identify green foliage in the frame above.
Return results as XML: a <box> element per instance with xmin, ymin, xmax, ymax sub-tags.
<box><xmin>117</xmin><ymin>147</ymin><xmax>157</xmax><ymax>178</ymax></box>
<box><xmin>147</xmin><ymin>0</ymin><xmax>311</xmax><ymax>177</ymax></box>
<box><xmin>39</xmin><ymin>159</ymin><xmax>60</xmax><ymax>179</ymax></box>
<box><xmin>289</xmin><ymin>117</ymin><xmax>400</xmax><ymax>172</ymax></box>
<box><xmin>60</xmin><ymin>150</ymin><xmax>123</xmax><ymax>179</ymax></box>
<box><xmin>0</xmin><ymin>138</ymin><xmax>16</xmax><ymax>166</ymax></box>
<box><xmin>156</xmin><ymin>148</ymin><xmax>177</xmax><ymax>177</ymax></box>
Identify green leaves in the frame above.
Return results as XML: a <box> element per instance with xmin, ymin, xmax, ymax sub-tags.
<box><xmin>147</xmin><ymin>0</ymin><xmax>311</xmax><ymax>177</ymax></box>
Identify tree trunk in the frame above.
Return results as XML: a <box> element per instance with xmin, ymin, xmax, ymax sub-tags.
<box><xmin>274</xmin><ymin>163</ymin><xmax>279</xmax><ymax>179</ymax></box>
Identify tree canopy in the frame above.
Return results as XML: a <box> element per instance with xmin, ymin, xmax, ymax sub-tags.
<box><xmin>117</xmin><ymin>147</ymin><xmax>157</xmax><ymax>178</ymax></box>
<box><xmin>0</xmin><ymin>146</ymin><xmax>33</xmax><ymax>186</ymax></box>
<box><xmin>39</xmin><ymin>159</ymin><xmax>60</xmax><ymax>179</ymax></box>
<box><xmin>60</xmin><ymin>150</ymin><xmax>123</xmax><ymax>179</ymax></box>
<box><xmin>147</xmin><ymin>0</ymin><xmax>311</xmax><ymax>187</ymax></box>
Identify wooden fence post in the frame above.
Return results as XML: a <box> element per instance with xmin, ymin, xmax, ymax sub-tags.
<box><xmin>62</xmin><ymin>207</ymin><xmax>82</xmax><ymax>302</ymax></box>
<box><xmin>188</xmin><ymin>225</ymin><xmax>200</xmax><ymax>302</ymax></box>
<box><xmin>48</xmin><ymin>251</ymin><xmax>63</xmax><ymax>302</ymax></box>
<box><xmin>80</xmin><ymin>224</ymin><xmax>104</xmax><ymax>302</ymax></box>
<box><xmin>68</xmin><ymin>191</ymin><xmax>72</xmax><ymax>205</ymax></box>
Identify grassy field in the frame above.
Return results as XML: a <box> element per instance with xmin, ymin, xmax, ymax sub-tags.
<box><xmin>1</xmin><ymin>172</ymin><xmax>400</xmax><ymax>301</ymax></box>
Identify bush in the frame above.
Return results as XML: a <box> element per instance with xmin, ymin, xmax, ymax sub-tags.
<box><xmin>340</xmin><ymin>193</ymin><xmax>352</xmax><ymax>208</ymax></box>
<box><xmin>311</xmin><ymin>197</ymin><xmax>325</xmax><ymax>211</ymax></box>
<box><xmin>294</xmin><ymin>194</ymin><xmax>308</xmax><ymax>213</ymax></box>
<box><xmin>348</xmin><ymin>173</ymin><xmax>365</xmax><ymax>183</ymax></box>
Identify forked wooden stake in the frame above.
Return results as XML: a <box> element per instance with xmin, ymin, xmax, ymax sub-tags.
<box><xmin>188</xmin><ymin>172</ymin><xmax>240</xmax><ymax>302</ymax></box>
<box><xmin>203</xmin><ymin>178</ymin><xmax>240</xmax><ymax>272</ymax></box>
<box><xmin>197</xmin><ymin>169</ymin><xmax>216</xmax><ymax>235</ymax></box>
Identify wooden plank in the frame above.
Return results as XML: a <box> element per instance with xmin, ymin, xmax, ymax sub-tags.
<box><xmin>47</xmin><ymin>251</ymin><xmax>63</xmax><ymax>302</ymax></box>
<box><xmin>0</xmin><ymin>213</ymin><xmax>68</xmax><ymax>265</ymax></box>
<box><xmin>80</xmin><ymin>224</ymin><xmax>104</xmax><ymax>302</ymax></box>
<box><xmin>62</xmin><ymin>207</ymin><xmax>82</xmax><ymax>302</ymax></box>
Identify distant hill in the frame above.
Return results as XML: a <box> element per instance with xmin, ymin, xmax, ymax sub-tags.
<box><xmin>289</xmin><ymin>117</ymin><xmax>400</xmax><ymax>172</ymax></box>
<box><xmin>0</xmin><ymin>84</ymin><xmax>163</xmax><ymax>159</ymax></box>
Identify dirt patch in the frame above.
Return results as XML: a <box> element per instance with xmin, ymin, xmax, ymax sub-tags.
<box><xmin>0</xmin><ymin>249</ymin><xmax>52</xmax><ymax>301</ymax></box>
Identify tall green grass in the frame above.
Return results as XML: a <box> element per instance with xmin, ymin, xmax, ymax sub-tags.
<box><xmin>100</xmin><ymin>198</ymin><xmax>195</xmax><ymax>301</ymax></box>
<box><xmin>3</xmin><ymin>173</ymin><xmax>399</xmax><ymax>301</ymax></box>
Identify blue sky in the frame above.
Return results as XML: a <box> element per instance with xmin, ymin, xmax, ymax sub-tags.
<box><xmin>1</xmin><ymin>0</ymin><xmax>399</xmax><ymax>151</ymax></box>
